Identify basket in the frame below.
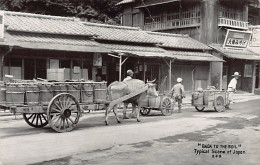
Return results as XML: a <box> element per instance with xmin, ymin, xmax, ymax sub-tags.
<box><xmin>81</xmin><ymin>83</ymin><xmax>94</xmax><ymax>103</ymax></box>
<box><xmin>6</xmin><ymin>84</ymin><xmax>25</xmax><ymax>105</ymax></box>
<box><xmin>93</xmin><ymin>82</ymin><xmax>107</xmax><ymax>103</ymax></box>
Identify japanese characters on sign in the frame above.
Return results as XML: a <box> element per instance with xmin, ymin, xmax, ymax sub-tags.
<box><xmin>223</xmin><ymin>29</ymin><xmax>252</xmax><ymax>49</ymax></box>
<box><xmin>0</xmin><ymin>10</ymin><xmax>4</xmax><ymax>39</ymax></box>
<box><xmin>249</xmin><ymin>25</ymin><xmax>260</xmax><ymax>47</ymax></box>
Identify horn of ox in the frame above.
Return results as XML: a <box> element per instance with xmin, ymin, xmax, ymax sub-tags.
<box><xmin>147</xmin><ymin>79</ymin><xmax>156</xmax><ymax>83</ymax></box>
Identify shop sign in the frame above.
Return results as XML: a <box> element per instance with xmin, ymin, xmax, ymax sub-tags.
<box><xmin>93</xmin><ymin>53</ymin><xmax>102</xmax><ymax>66</ymax></box>
<box><xmin>249</xmin><ymin>26</ymin><xmax>260</xmax><ymax>47</ymax></box>
<box><xmin>223</xmin><ymin>29</ymin><xmax>252</xmax><ymax>49</ymax></box>
<box><xmin>0</xmin><ymin>10</ymin><xmax>4</xmax><ymax>39</ymax></box>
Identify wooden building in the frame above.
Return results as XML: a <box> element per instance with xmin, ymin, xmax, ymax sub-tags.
<box><xmin>0</xmin><ymin>10</ymin><xmax>222</xmax><ymax>92</ymax></box>
<box><xmin>118</xmin><ymin>0</ymin><xmax>260</xmax><ymax>93</ymax></box>
<box><xmin>0</xmin><ymin>11</ymin><xmax>108</xmax><ymax>82</ymax></box>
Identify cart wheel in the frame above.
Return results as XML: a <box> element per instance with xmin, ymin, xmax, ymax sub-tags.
<box><xmin>23</xmin><ymin>113</ymin><xmax>48</xmax><ymax>128</ymax></box>
<box><xmin>195</xmin><ymin>106</ymin><xmax>205</xmax><ymax>112</ymax></box>
<box><xmin>140</xmin><ymin>107</ymin><xmax>150</xmax><ymax>116</ymax></box>
<box><xmin>214</xmin><ymin>96</ymin><xmax>225</xmax><ymax>112</ymax></box>
<box><xmin>47</xmin><ymin>93</ymin><xmax>81</xmax><ymax>133</ymax></box>
<box><xmin>160</xmin><ymin>97</ymin><xmax>173</xmax><ymax>116</ymax></box>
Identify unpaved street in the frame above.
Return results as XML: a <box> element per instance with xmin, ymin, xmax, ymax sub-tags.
<box><xmin>1</xmin><ymin>99</ymin><xmax>260</xmax><ymax>165</ymax></box>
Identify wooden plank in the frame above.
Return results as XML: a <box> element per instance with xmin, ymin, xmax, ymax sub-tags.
<box><xmin>14</xmin><ymin>106</ymin><xmax>46</xmax><ymax>114</ymax></box>
<box><xmin>108</xmin><ymin>85</ymin><xmax>149</xmax><ymax>108</ymax></box>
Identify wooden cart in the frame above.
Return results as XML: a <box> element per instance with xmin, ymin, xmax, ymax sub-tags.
<box><xmin>0</xmin><ymin>81</ymin><xmax>151</xmax><ymax>133</ymax></box>
<box><xmin>191</xmin><ymin>89</ymin><xmax>229</xmax><ymax>112</ymax></box>
<box><xmin>139</xmin><ymin>94</ymin><xmax>174</xmax><ymax>116</ymax></box>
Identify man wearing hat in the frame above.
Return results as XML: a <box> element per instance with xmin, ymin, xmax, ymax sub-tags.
<box><xmin>170</xmin><ymin>77</ymin><xmax>185</xmax><ymax>113</ymax></box>
<box><xmin>226</xmin><ymin>72</ymin><xmax>241</xmax><ymax>110</ymax></box>
<box><xmin>123</xmin><ymin>69</ymin><xmax>134</xmax><ymax>82</ymax></box>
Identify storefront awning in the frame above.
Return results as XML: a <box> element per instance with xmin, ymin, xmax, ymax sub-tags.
<box><xmin>168</xmin><ymin>50</ymin><xmax>224</xmax><ymax>62</ymax></box>
<box><xmin>210</xmin><ymin>44</ymin><xmax>260</xmax><ymax>60</ymax></box>
<box><xmin>101</xmin><ymin>43</ymin><xmax>175</xmax><ymax>59</ymax></box>
<box><xmin>135</xmin><ymin>0</ymin><xmax>180</xmax><ymax>8</ymax></box>
<box><xmin>1</xmin><ymin>32</ymin><xmax>108</xmax><ymax>53</ymax></box>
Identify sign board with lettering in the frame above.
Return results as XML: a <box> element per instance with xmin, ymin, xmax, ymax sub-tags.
<box><xmin>249</xmin><ymin>25</ymin><xmax>260</xmax><ymax>47</ymax></box>
<box><xmin>223</xmin><ymin>29</ymin><xmax>252</xmax><ymax>49</ymax></box>
<box><xmin>0</xmin><ymin>10</ymin><xmax>4</xmax><ymax>39</ymax></box>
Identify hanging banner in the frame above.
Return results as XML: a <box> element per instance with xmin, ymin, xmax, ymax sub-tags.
<box><xmin>93</xmin><ymin>53</ymin><xmax>102</xmax><ymax>66</ymax></box>
<box><xmin>223</xmin><ymin>29</ymin><xmax>252</xmax><ymax>49</ymax></box>
<box><xmin>0</xmin><ymin>10</ymin><xmax>4</xmax><ymax>39</ymax></box>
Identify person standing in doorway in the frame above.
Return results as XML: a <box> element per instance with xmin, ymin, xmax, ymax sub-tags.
<box><xmin>123</xmin><ymin>69</ymin><xmax>134</xmax><ymax>82</ymax></box>
<box><xmin>170</xmin><ymin>78</ymin><xmax>185</xmax><ymax>113</ymax></box>
<box><xmin>226</xmin><ymin>72</ymin><xmax>241</xmax><ymax>110</ymax></box>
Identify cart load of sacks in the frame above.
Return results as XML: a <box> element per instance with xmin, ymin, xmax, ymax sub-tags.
<box><xmin>0</xmin><ymin>81</ymin><xmax>107</xmax><ymax>106</ymax></box>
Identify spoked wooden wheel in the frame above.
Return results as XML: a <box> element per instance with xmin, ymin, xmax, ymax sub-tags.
<box><xmin>47</xmin><ymin>93</ymin><xmax>81</xmax><ymax>133</ymax></box>
<box><xmin>140</xmin><ymin>107</ymin><xmax>150</xmax><ymax>116</ymax></box>
<box><xmin>195</xmin><ymin>106</ymin><xmax>205</xmax><ymax>112</ymax></box>
<box><xmin>214</xmin><ymin>96</ymin><xmax>225</xmax><ymax>112</ymax></box>
<box><xmin>160</xmin><ymin>97</ymin><xmax>173</xmax><ymax>116</ymax></box>
<box><xmin>23</xmin><ymin>113</ymin><xmax>48</xmax><ymax>128</ymax></box>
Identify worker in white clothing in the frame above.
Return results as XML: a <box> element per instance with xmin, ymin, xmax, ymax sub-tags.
<box><xmin>123</xmin><ymin>69</ymin><xmax>134</xmax><ymax>82</ymax></box>
<box><xmin>226</xmin><ymin>72</ymin><xmax>241</xmax><ymax>110</ymax></box>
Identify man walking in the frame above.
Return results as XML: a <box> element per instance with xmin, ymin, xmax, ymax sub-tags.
<box><xmin>226</xmin><ymin>72</ymin><xmax>241</xmax><ymax>110</ymax></box>
<box><xmin>171</xmin><ymin>78</ymin><xmax>185</xmax><ymax>113</ymax></box>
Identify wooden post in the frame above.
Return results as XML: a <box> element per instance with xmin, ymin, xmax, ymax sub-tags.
<box><xmin>21</xmin><ymin>58</ymin><xmax>24</xmax><ymax>79</ymax></box>
<box><xmin>0</xmin><ymin>53</ymin><xmax>3</xmax><ymax>81</ymax></box>
<box><xmin>169</xmin><ymin>59</ymin><xmax>172</xmax><ymax>91</ymax></box>
<box><xmin>252</xmin><ymin>61</ymin><xmax>256</xmax><ymax>94</ymax></box>
<box><xmin>119</xmin><ymin>55</ymin><xmax>122</xmax><ymax>82</ymax></box>
<box><xmin>143</xmin><ymin>59</ymin><xmax>145</xmax><ymax>82</ymax></box>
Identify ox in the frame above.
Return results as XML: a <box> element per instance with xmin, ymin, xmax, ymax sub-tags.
<box><xmin>105</xmin><ymin>79</ymin><xmax>158</xmax><ymax>125</ymax></box>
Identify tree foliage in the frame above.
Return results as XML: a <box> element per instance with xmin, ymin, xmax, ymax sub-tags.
<box><xmin>0</xmin><ymin>0</ymin><xmax>122</xmax><ymax>24</ymax></box>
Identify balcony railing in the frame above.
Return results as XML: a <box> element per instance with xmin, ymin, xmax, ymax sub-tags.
<box><xmin>142</xmin><ymin>18</ymin><xmax>200</xmax><ymax>31</ymax></box>
<box><xmin>218</xmin><ymin>17</ymin><xmax>248</xmax><ymax>30</ymax></box>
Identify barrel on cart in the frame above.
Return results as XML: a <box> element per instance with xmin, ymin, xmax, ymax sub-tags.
<box><xmin>0</xmin><ymin>81</ymin><xmax>108</xmax><ymax>133</ymax></box>
<box><xmin>139</xmin><ymin>93</ymin><xmax>174</xmax><ymax>116</ymax></box>
<box><xmin>191</xmin><ymin>87</ymin><xmax>229</xmax><ymax>112</ymax></box>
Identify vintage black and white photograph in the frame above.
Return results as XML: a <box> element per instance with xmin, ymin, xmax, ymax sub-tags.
<box><xmin>0</xmin><ymin>0</ymin><xmax>260</xmax><ymax>164</ymax></box>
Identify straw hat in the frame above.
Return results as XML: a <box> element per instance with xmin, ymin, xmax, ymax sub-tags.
<box><xmin>232</xmin><ymin>72</ymin><xmax>241</xmax><ymax>77</ymax></box>
<box><xmin>177</xmin><ymin>77</ymin><xmax>182</xmax><ymax>83</ymax></box>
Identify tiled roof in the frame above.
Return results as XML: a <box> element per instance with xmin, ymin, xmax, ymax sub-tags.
<box><xmin>83</xmin><ymin>22</ymin><xmax>159</xmax><ymax>44</ymax></box>
<box><xmin>147</xmin><ymin>32</ymin><xmax>211</xmax><ymax>50</ymax></box>
<box><xmin>101</xmin><ymin>43</ymin><xmax>174</xmax><ymax>58</ymax></box>
<box><xmin>210</xmin><ymin>44</ymin><xmax>260</xmax><ymax>60</ymax></box>
<box><xmin>4</xmin><ymin>11</ymin><xmax>94</xmax><ymax>36</ymax></box>
<box><xmin>168</xmin><ymin>50</ymin><xmax>223</xmax><ymax>62</ymax></box>
<box><xmin>116</xmin><ymin>0</ymin><xmax>135</xmax><ymax>5</ymax></box>
<box><xmin>3</xmin><ymin>32</ymin><xmax>108</xmax><ymax>53</ymax></box>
